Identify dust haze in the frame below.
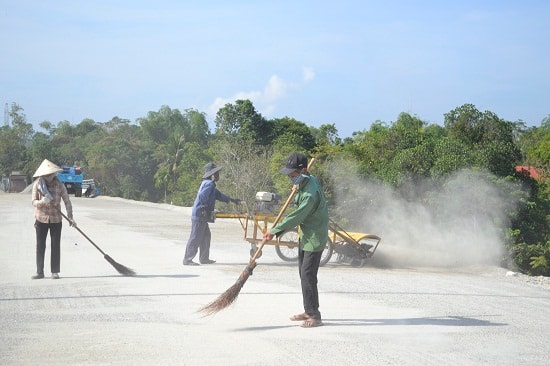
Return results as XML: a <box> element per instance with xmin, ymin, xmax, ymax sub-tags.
<box><xmin>330</xmin><ymin>166</ymin><xmax>521</xmax><ymax>270</ymax></box>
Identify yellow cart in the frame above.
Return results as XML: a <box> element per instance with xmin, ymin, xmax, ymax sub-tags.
<box><xmin>215</xmin><ymin>212</ymin><xmax>381</xmax><ymax>267</ymax></box>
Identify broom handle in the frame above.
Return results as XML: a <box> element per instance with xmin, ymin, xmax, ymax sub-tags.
<box><xmin>36</xmin><ymin>185</ymin><xmax>108</xmax><ymax>256</ymax></box>
<box><xmin>55</xmin><ymin>207</ymin><xmax>107</xmax><ymax>256</ymax></box>
<box><xmin>249</xmin><ymin>157</ymin><xmax>316</xmax><ymax>262</ymax></box>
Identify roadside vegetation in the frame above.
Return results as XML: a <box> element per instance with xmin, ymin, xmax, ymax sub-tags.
<box><xmin>1</xmin><ymin>101</ymin><xmax>548</xmax><ymax>276</ymax></box>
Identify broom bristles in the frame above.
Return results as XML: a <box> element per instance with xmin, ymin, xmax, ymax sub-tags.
<box><xmin>198</xmin><ymin>281</ymin><xmax>245</xmax><ymax>316</ymax></box>
<box><xmin>104</xmin><ymin>254</ymin><xmax>136</xmax><ymax>276</ymax></box>
<box><xmin>198</xmin><ymin>263</ymin><xmax>256</xmax><ymax>316</ymax></box>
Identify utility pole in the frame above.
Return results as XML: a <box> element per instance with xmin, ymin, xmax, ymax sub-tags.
<box><xmin>3</xmin><ymin>103</ymin><xmax>8</xmax><ymax>126</ymax></box>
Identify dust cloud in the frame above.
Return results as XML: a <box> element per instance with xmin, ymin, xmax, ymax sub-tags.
<box><xmin>330</xmin><ymin>167</ymin><xmax>521</xmax><ymax>270</ymax></box>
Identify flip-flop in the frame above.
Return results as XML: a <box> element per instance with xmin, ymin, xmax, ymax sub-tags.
<box><xmin>300</xmin><ymin>318</ymin><xmax>323</xmax><ymax>328</ymax></box>
<box><xmin>290</xmin><ymin>313</ymin><xmax>310</xmax><ymax>321</ymax></box>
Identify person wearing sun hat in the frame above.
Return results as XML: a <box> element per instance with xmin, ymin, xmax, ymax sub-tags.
<box><xmin>31</xmin><ymin>159</ymin><xmax>76</xmax><ymax>280</ymax></box>
<box><xmin>263</xmin><ymin>152</ymin><xmax>329</xmax><ymax>328</ymax></box>
<box><xmin>182</xmin><ymin>162</ymin><xmax>241</xmax><ymax>266</ymax></box>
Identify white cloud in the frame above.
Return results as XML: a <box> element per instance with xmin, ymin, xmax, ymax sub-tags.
<box><xmin>302</xmin><ymin>67</ymin><xmax>315</xmax><ymax>82</ymax></box>
<box><xmin>264</xmin><ymin>75</ymin><xmax>286</xmax><ymax>103</ymax></box>
<box><xmin>208</xmin><ymin>67</ymin><xmax>315</xmax><ymax>118</ymax></box>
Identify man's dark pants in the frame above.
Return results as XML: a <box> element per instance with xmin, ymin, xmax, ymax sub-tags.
<box><xmin>298</xmin><ymin>249</ymin><xmax>323</xmax><ymax>320</ymax></box>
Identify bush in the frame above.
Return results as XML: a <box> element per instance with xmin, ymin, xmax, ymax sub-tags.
<box><xmin>510</xmin><ymin>241</ymin><xmax>550</xmax><ymax>276</ymax></box>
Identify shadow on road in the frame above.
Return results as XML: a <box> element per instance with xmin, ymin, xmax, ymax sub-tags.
<box><xmin>323</xmin><ymin>315</ymin><xmax>507</xmax><ymax>327</ymax></box>
<box><xmin>232</xmin><ymin>315</ymin><xmax>507</xmax><ymax>331</ymax></box>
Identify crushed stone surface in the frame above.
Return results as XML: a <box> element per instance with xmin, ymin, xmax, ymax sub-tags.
<box><xmin>1</xmin><ymin>193</ymin><xmax>548</xmax><ymax>366</ymax></box>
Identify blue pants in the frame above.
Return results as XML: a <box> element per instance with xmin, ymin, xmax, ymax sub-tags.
<box><xmin>183</xmin><ymin>220</ymin><xmax>211</xmax><ymax>263</ymax></box>
<box><xmin>298</xmin><ymin>249</ymin><xmax>323</xmax><ymax>320</ymax></box>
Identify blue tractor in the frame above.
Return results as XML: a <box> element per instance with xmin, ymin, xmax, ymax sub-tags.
<box><xmin>57</xmin><ymin>165</ymin><xmax>84</xmax><ymax>197</ymax></box>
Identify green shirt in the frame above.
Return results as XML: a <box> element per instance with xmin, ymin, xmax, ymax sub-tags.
<box><xmin>271</xmin><ymin>175</ymin><xmax>329</xmax><ymax>252</ymax></box>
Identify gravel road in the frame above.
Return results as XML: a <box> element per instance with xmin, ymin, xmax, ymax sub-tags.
<box><xmin>1</xmin><ymin>192</ymin><xmax>549</xmax><ymax>366</ymax></box>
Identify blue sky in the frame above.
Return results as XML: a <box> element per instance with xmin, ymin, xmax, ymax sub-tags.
<box><xmin>1</xmin><ymin>1</ymin><xmax>549</xmax><ymax>138</ymax></box>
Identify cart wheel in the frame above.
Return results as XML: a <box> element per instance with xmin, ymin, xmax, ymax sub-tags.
<box><xmin>354</xmin><ymin>239</ymin><xmax>375</xmax><ymax>266</ymax></box>
<box><xmin>276</xmin><ymin>229</ymin><xmax>299</xmax><ymax>262</ymax></box>
<box><xmin>276</xmin><ymin>230</ymin><xmax>334</xmax><ymax>265</ymax></box>
<box><xmin>319</xmin><ymin>238</ymin><xmax>333</xmax><ymax>266</ymax></box>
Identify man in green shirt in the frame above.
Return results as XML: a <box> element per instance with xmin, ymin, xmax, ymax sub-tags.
<box><xmin>263</xmin><ymin>153</ymin><xmax>329</xmax><ymax>328</ymax></box>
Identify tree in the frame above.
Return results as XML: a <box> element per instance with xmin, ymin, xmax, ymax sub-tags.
<box><xmin>186</xmin><ymin>108</ymin><xmax>210</xmax><ymax>147</ymax></box>
<box><xmin>430</xmin><ymin>137</ymin><xmax>474</xmax><ymax>178</ymax></box>
<box><xmin>444</xmin><ymin>103</ymin><xmax>484</xmax><ymax>145</ymax></box>
<box><xmin>27</xmin><ymin>132</ymin><xmax>54</xmax><ymax>172</ymax></box>
<box><xmin>214</xmin><ymin>100</ymin><xmax>272</xmax><ymax>145</ymax></box>
<box><xmin>0</xmin><ymin>126</ymin><xmax>27</xmax><ymax>175</ymax></box>
<box><xmin>270</xmin><ymin>116</ymin><xmax>316</xmax><ymax>151</ymax></box>
<box><xmin>86</xmin><ymin>118</ymin><xmax>155</xmax><ymax>200</ymax></box>
<box><xmin>139</xmin><ymin>106</ymin><xmax>187</xmax><ymax>144</ymax></box>
<box><xmin>0</xmin><ymin>103</ymin><xmax>34</xmax><ymax>175</ymax></box>
<box><xmin>520</xmin><ymin>115</ymin><xmax>550</xmax><ymax>178</ymax></box>
<box><xmin>9</xmin><ymin>102</ymin><xmax>34</xmax><ymax>143</ymax></box>
<box><xmin>444</xmin><ymin>104</ymin><xmax>521</xmax><ymax>176</ymax></box>
<box><xmin>344</xmin><ymin>121</ymin><xmax>394</xmax><ymax>179</ymax></box>
<box><xmin>172</xmin><ymin>141</ymin><xmax>211</xmax><ymax>205</ymax></box>
<box><xmin>213</xmin><ymin>139</ymin><xmax>274</xmax><ymax>212</ymax></box>
<box><xmin>392</xmin><ymin>112</ymin><xmax>425</xmax><ymax>150</ymax></box>
<box><xmin>313</xmin><ymin>124</ymin><xmax>341</xmax><ymax>146</ymax></box>
<box><xmin>139</xmin><ymin>106</ymin><xmax>211</xmax><ymax>203</ymax></box>
<box><xmin>49</xmin><ymin>120</ymin><xmax>81</xmax><ymax>166</ymax></box>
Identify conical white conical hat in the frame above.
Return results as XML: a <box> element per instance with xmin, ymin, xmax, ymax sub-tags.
<box><xmin>33</xmin><ymin>159</ymin><xmax>62</xmax><ymax>178</ymax></box>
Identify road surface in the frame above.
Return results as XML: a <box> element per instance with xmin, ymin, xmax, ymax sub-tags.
<box><xmin>1</xmin><ymin>192</ymin><xmax>548</xmax><ymax>365</ymax></box>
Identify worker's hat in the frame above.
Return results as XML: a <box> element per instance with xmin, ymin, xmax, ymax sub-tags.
<box><xmin>202</xmin><ymin>162</ymin><xmax>222</xmax><ymax>179</ymax></box>
<box><xmin>280</xmin><ymin>153</ymin><xmax>308</xmax><ymax>174</ymax></box>
<box><xmin>33</xmin><ymin>159</ymin><xmax>62</xmax><ymax>178</ymax></box>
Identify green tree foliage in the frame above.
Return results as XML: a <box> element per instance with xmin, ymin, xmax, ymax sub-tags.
<box><xmin>519</xmin><ymin>115</ymin><xmax>550</xmax><ymax>178</ymax></box>
<box><xmin>2</xmin><ymin>101</ymin><xmax>548</xmax><ymax>275</ymax></box>
<box><xmin>498</xmin><ymin>116</ymin><xmax>550</xmax><ymax>275</ymax></box>
<box><xmin>344</xmin><ymin>121</ymin><xmax>393</xmax><ymax>178</ymax></box>
<box><xmin>312</xmin><ymin>123</ymin><xmax>341</xmax><ymax>146</ymax></box>
<box><xmin>444</xmin><ymin>103</ymin><xmax>484</xmax><ymax>144</ymax></box>
<box><xmin>0</xmin><ymin>103</ymin><xmax>34</xmax><ymax>175</ymax></box>
<box><xmin>343</xmin><ymin>113</ymin><xmax>438</xmax><ymax>190</ymax></box>
<box><xmin>86</xmin><ymin>118</ymin><xmax>155</xmax><ymax>200</ymax></box>
<box><xmin>511</xmin><ymin>239</ymin><xmax>550</xmax><ymax>276</ymax></box>
<box><xmin>9</xmin><ymin>103</ymin><xmax>34</xmax><ymax>143</ymax></box>
<box><xmin>445</xmin><ymin>104</ymin><xmax>521</xmax><ymax>176</ymax></box>
<box><xmin>0</xmin><ymin>126</ymin><xmax>27</xmax><ymax>175</ymax></box>
<box><xmin>27</xmin><ymin>132</ymin><xmax>55</xmax><ymax>172</ymax></box>
<box><xmin>214</xmin><ymin>100</ymin><xmax>272</xmax><ymax>146</ymax></box>
<box><xmin>430</xmin><ymin>137</ymin><xmax>473</xmax><ymax>177</ymax></box>
<box><xmin>270</xmin><ymin>116</ymin><xmax>316</xmax><ymax>151</ymax></box>
<box><xmin>139</xmin><ymin>106</ymin><xmax>210</xmax><ymax>204</ymax></box>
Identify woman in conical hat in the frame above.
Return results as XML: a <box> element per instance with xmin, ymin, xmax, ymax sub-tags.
<box><xmin>32</xmin><ymin>159</ymin><xmax>62</xmax><ymax>178</ymax></box>
<box><xmin>31</xmin><ymin>159</ymin><xmax>76</xmax><ymax>280</ymax></box>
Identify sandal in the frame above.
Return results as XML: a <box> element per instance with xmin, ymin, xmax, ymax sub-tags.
<box><xmin>290</xmin><ymin>313</ymin><xmax>310</xmax><ymax>321</ymax></box>
<box><xmin>301</xmin><ymin>318</ymin><xmax>323</xmax><ymax>328</ymax></box>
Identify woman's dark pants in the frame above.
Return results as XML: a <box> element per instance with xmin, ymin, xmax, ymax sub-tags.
<box><xmin>35</xmin><ymin>221</ymin><xmax>62</xmax><ymax>274</ymax></box>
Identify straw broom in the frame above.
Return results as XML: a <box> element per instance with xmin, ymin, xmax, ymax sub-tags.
<box><xmin>38</xmin><ymin>180</ymin><xmax>136</xmax><ymax>276</ymax></box>
<box><xmin>198</xmin><ymin>158</ymin><xmax>314</xmax><ymax>315</ymax></box>
<box><xmin>57</xmin><ymin>208</ymin><xmax>136</xmax><ymax>276</ymax></box>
